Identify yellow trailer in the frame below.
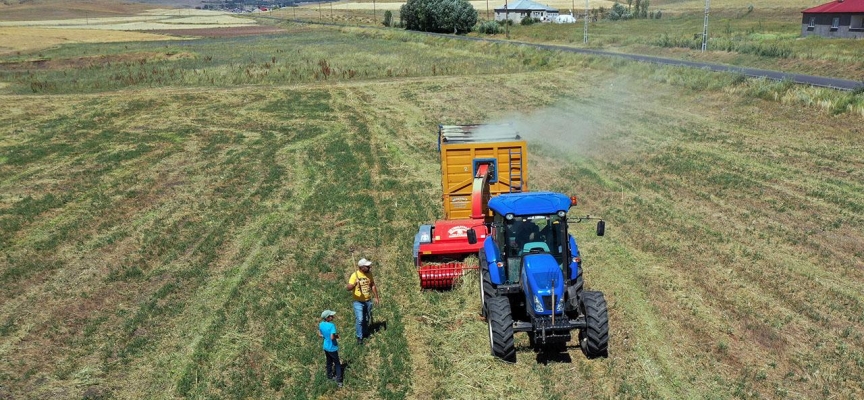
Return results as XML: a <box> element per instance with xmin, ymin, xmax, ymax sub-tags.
<box><xmin>438</xmin><ymin>124</ymin><xmax>527</xmax><ymax>220</ymax></box>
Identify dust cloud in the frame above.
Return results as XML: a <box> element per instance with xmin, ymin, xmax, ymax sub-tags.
<box><xmin>472</xmin><ymin>100</ymin><xmax>611</xmax><ymax>160</ymax></box>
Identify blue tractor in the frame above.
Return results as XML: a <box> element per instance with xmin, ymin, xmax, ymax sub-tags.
<box><xmin>467</xmin><ymin>191</ymin><xmax>609</xmax><ymax>362</ymax></box>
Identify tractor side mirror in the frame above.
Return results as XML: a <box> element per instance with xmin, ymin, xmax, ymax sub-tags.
<box><xmin>467</xmin><ymin>228</ymin><xmax>477</xmax><ymax>244</ymax></box>
<box><xmin>596</xmin><ymin>220</ymin><xmax>605</xmax><ymax>237</ymax></box>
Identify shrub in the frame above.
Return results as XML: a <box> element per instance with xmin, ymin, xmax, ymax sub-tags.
<box><xmin>383</xmin><ymin>10</ymin><xmax>393</xmax><ymax>27</ymax></box>
<box><xmin>521</xmin><ymin>17</ymin><xmax>539</xmax><ymax>26</ymax></box>
<box><xmin>400</xmin><ymin>0</ymin><xmax>478</xmax><ymax>34</ymax></box>
<box><xmin>477</xmin><ymin>20</ymin><xmax>502</xmax><ymax>34</ymax></box>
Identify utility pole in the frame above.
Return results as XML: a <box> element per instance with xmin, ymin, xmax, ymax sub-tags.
<box><xmin>505</xmin><ymin>0</ymin><xmax>509</xmax><ymax>39</ymax></box>
<box><xmin>373</xmin><ymin>0</ymin><xmax>377</xmax><ymax>23</ymax></box>
<box><xmin>583</xmin><ymin>0</ymin><xmax>589</xmax><ymax>43</ymax></box>
<box><xmin>701</xmin><ymin>0</ymin><xmax>710</xmax><ymax>52</ymax></box>
<box><xmin>487</xmin><ymin>0</ymin><xmax>490</xmax><ymax>20</ymax></box>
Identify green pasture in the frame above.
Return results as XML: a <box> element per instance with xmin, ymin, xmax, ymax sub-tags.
<box><xmin>1</xmin><ymin>21</ymin><xmax>863</xmax><ymax>399</ymax></box>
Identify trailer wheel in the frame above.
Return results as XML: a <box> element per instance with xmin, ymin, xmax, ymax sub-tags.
<box><xmin>579</xmin><ymin>291</ymin><xmax>609</xmax><ymax>359</ymax></box>
<box><xmin>487</xmin><ymin>296</ymin><xmax>516</xmax><ymax>363</ymax></box>
<box><xmin>479</xmin><ymin>252</ymin><xmax>496</xmax><ymax>318</ymax></box>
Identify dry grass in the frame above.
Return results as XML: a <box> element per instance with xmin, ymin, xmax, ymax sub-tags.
<box><xmin>656</xmin><ymin>0</ymin><xmax>827</xmax><ymax>12</ymax></box>
<box><xmin>0</xmin><ymin>7</ymin><xmax>257</xmax><ymax>55</ymax></box>
<box><xmin>0</xmin><ymin>27</ymin><xmax>181</xmax><ymax>55</ymax></box>
<box><xmin>0</xmin><ymin>0</ymin><xmax>153</xmax><ymax>21</ymax></box>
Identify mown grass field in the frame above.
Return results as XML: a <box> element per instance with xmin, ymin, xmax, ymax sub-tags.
<box><xmin>1</xmin><ymin>3</ymin><xmax>863</xmax><ymax>400</ymax></box>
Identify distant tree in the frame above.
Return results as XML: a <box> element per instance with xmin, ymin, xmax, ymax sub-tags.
<box><xmin>400</xmin><ymin>0</ymin><xmax>478</xmax><ymax>34</ymax></box>
<box><xmin>655</xmin><ymin>9</ymin><xmax>662</xmax><ymax>19</ymax></box>
<box><xmin>640</xmin><ymin>0</ymin><xmax>650</xmax><ymax>19</ymax></box>
<box><xmin>383</xmin><ymin>10</ymin><xmax>393</xmax><ymax>27</ymax></box>
<box><xmin>608</xmin><ymin>2</ymin><xmax>630</xmax><ymax>20</ymax></box>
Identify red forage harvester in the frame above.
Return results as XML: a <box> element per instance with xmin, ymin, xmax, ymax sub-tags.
<box><xmin>412</xmin><ymin>124</ymin><xmax>527</xmax><ymax>290</ymax></box>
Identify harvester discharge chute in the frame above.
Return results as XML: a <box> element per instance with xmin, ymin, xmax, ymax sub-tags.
<box><xmin>412</xmin><ymin>125</ymin><xmax>526</xmax><ymax>290</ymax></box>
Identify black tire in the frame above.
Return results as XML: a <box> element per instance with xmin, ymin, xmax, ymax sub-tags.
<box><xmin>479</xmin><ymin>252</ymin><xmax>496</xmax><ymax>318</ymax></box>
<box><xmin>486</xmin><ymin>296</ymin><xmax>516</xmax><ymax>363</ymax></box>
<box><xmin>579</xmin><ymin>291</ymin><xmax>609</xmax><ymax>359</ymax></box>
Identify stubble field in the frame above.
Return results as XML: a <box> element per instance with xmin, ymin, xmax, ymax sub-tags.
<box><xmin>1</xmin><ymin>4</ymin><xmax>863</xmax><ymax>400</ymax></box>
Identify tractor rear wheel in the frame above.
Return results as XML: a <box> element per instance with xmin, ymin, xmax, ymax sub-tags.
<box><xmin>579</xmin><ymin>291</ymin><xmax>609</xmax><ymax>359</ymax></box>
<box><xmin>486</xmin><ymin>296</ymin><xmax>516</xmax><ymax>363</ymax></box>
<box><xmin>479</xmin><ymin>252</ymin><xmax>496</xmax><ymax>318</ymax></box>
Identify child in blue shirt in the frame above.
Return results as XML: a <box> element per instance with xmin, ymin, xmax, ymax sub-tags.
<box><xmin>318</xmin><ymin>310</ymin><xmax>343</xmax><ymax>387</ymax></box>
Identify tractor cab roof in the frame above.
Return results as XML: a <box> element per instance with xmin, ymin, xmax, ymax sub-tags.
<box><xmin>488</xmin><ymin>192</ymin><xmax>572</xmax><ymax>216</ymax></box>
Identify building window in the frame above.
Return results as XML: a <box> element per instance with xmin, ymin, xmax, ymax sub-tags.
<box><xmin>831</xmin><ymin>17</ymin><xmax>840</xmax><ymax>29</ymax></box>
<box><xmin>808</xmin><ymin>17</ymin><xmax>815</xmax><ymax>28</ymax></box>
<box><xmin>852</xmin><ymin>15</ymin><xmax>864</xmax><ymax>29</ymax></box>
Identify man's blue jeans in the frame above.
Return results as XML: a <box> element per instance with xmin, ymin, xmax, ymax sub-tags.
<box><xmin>353</xmin><ymin>300</ymin><xmax>373</xmax><ymax>339</ymax></box>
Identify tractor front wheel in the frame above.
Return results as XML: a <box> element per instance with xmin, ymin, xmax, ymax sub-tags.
<box><xmin>486</xmin><ymin>296</ymin><xmax>516</xmax><ymax>363</ymax></box>
<box><xmin>479</xmin><ymin>252</ymin><xmax>496</xmax><ymax>318</ymax></box>
<box><xmin>579</xmin><ymin>290</ymin><xmax>609</xmax><ymax>359</ymax></box>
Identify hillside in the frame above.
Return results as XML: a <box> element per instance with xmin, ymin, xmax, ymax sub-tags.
<box><xmin>1</xmin><ymin>3</ymin><xmax>863</xmax><ymax>400</ymax></box>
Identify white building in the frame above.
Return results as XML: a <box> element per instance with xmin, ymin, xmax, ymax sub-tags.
<box><xmin>554</xmin><ymin>14</ymin><xmax>577</xmax><ymax>23</ymax></box>
<box><xmin>494</xmin><ymin>0</ymin><xmax>560</xmax><ymax>23</ymax></box>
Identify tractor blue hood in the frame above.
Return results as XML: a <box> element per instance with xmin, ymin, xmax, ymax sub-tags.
<box><xmin>488</xmin><ymin>192</ymin><xmax>572</xmax><ymax>216</ymax></box>
<box><xmin>521</xmin><ymin>253</ymin><xmax>565</xmax><ymax>314</ymax></box>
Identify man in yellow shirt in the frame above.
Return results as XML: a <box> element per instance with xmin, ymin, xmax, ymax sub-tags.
<box><xmin>346</xmin><ymin>258</ymin><xmax>380</xmax><ymax>345</ymax></box>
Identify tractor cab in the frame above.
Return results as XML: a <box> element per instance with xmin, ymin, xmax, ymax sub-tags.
<box><xmin>499</xmin><ymin>213</ymin><xmax>567</xmax><ymax>284</ymax></box>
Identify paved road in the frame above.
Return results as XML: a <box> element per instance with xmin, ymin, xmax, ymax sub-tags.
<box><xmin>265</xmin><ymin>17</ymin><xmax>864</xmax><ymax>91</ymax></box>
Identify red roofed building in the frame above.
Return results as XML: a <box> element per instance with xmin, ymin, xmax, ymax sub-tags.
<box><xmin>802</xmin><ymin>0</ymin><xmax>864</xmax><ymax>38</ymax></box>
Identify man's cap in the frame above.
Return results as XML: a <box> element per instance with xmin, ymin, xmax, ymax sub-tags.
<box><xmin>321</xmin><ymin>310</ymin><xmax>336</xmax><ymax>319</ymax></box>
<box><xmin>358</xmin><ymin>258</ymin><xmax>373</xmax><ymax>267</ymax></box>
